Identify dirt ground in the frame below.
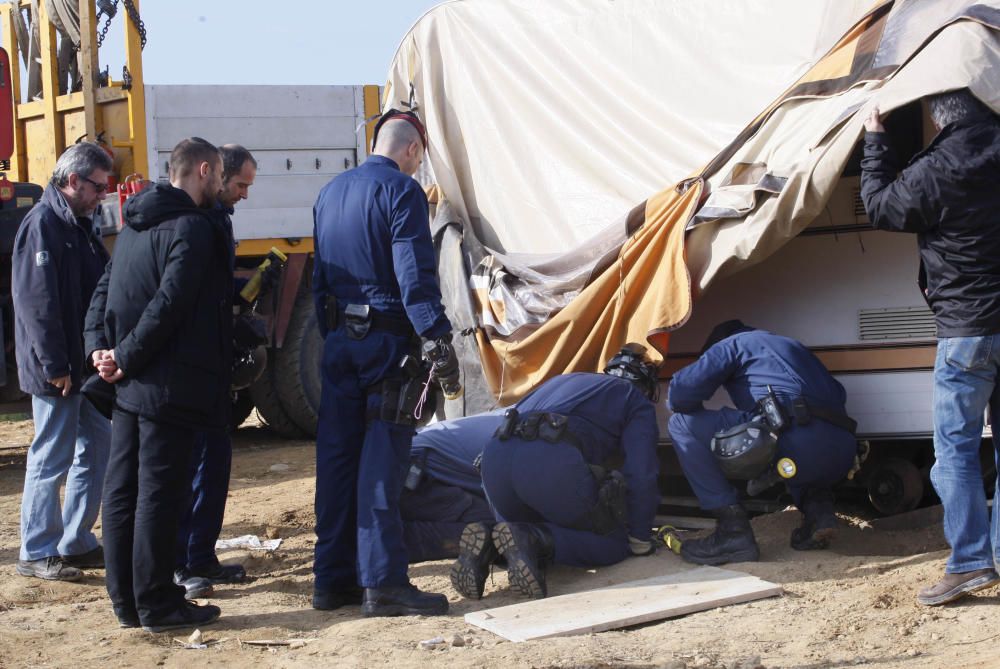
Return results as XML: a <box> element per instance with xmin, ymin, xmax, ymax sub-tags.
<box><xmin>1</xmin><ymin>416</ymin><xmax>999</xmax><ymax>669</ymax></box>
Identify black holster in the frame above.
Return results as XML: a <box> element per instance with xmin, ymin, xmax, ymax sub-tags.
<box><xmin>366</xmin><ymin>354</ymin><xmax>430</xmax><ymax>427</ymax></box>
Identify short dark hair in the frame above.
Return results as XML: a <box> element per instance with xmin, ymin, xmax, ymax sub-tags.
<box><xmin>220</xmin><ymin>144</ymin><xmax>257</xmax><ymax>181</ymax></box>
<box><xmin>168</xmin><ymin>137</ymin><xmax>221</xmax><ymax>180</ymax></box>
<box><xmin>52</xmin><ymin>142</ymin><xmax>114</xmax><ymax>188</ymax></box>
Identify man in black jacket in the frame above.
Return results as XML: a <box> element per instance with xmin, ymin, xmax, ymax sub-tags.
<box><xmin>85</xmin><ymin>137</ymin><xmax>233</xmax><ymax>632</ymax></box>
<box><xmin>862</xmin><ymin>89</ymin><xmax>1000</xmax><ymax>606</ymax></box>
<box><xmin>12</xmin><ymin>142</ymin><xmax>113</xmax><ymax>582</ymax></box>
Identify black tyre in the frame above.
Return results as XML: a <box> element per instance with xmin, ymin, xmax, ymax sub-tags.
<box><xmin>273</xmin><ymin>287</ymin><xmax>323</xmax><ymax>436</ymax></box>
<box><xmin>867</xmin><ymin>457</ymin><xmax>924</xmax><ymax>515</ymax></box>
<box><xmin>249</xmin><ymin>364</ymin><xmax>307</xmax><ymax>438</ymax></box>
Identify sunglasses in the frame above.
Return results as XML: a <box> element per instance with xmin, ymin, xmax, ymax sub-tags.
<box><xmin>81</xmin><ymin>175</ymin><xmax>110</xmax><ymax>193</ymax></box>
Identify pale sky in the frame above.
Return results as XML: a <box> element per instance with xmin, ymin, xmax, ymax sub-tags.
<box><xmin>95</xmin><ymin>0</ymin><xmax>444</xmax><ymax>86</ymax></box>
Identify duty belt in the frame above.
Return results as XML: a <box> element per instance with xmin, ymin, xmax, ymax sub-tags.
<box><xmin>784</xmin><ymin>398</ymin><xmax>857</xmax><ymax>435</ymax></box>
<box><xmin>324</xmin><ymin>296</ymin><xmax>414</xmax><ymax>337</ymax></box>
<box><xmin>495</xmin><ymin>408</ymin><xmax>583</xmax><ymax>450</ymax></box>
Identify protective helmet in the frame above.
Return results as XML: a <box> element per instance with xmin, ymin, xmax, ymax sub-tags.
<box><xmin>604</xmin><ymin>343</ymin><xmax>660</xmax><ymax>400</ymax></box>
<box><xmin>231</xmin><ymin>345</ymin><xmax>268</xmax><ymax>391</ymax></box>
<box><xmin>710</xmin><ymin>420</ymin><xmax>779</xmax><ymax>479</ymax></box>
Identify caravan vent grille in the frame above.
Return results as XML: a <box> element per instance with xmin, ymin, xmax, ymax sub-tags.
<box><xmin>859</xmin><ymin>306</ymin><xmax>936</xmax><ymax>341</ymax></box>
<box><xmin>853</xmin><ymin>188</ymin><xmax>867</xmax><ymax>218</ymax></box>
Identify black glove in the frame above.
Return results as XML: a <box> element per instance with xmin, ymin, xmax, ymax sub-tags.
<box><xmin>422</xmin><ymin>336</ymin><xmax>462</xmax><ymax>400</ymax></box>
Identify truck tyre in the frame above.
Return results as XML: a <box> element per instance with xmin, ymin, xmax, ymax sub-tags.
<box><xmin>273</xmin><ymin>288</ymin><xmax>323</xmax><ymax>436</ymax></box>
<box><xmin>249</xmin><ymin>365</ymin><xmax>307</xmax><ymax>438</ymax></box>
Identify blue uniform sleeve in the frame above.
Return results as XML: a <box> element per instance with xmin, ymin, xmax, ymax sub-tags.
<box><xmin>620</xmin><ymin>387</ymin><xmax>660</xmax><ymax>542</ymax></box>
<box><xmin>388</xmin><ymin>182</ymin><xmax>451</xmax><ymax>338</ymax></box>
<box><xmin>13</xmin><ymin>215</ymin><xmax>70</xmax><ymax>379</ymax></box>
<box><xmin>114</xmin><ymin>218</ymin><xmax>214</xmax><ymax>376</ymax></box>
<box><xmin>311</xmin><ymin>206</ymin><xmax>329</xmax><ymax>337</ymax></box>
<box><xmin>668</xmin><ymin>340</ymin><xmax>739</xmax><ymax>414</ymax></box>
<box><xmin>860</xmin><ymin>131</ymin><xmax>942</xmax><ymax>233</ymax></box>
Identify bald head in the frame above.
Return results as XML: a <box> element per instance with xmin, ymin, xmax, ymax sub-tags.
<box><xmin>373</xmin><ymin>118</ymin><xmax>425</xmax><ymax>176</ymax></box>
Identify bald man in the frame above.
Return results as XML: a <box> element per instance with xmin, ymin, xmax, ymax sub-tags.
<box><xmin>310</xmin><ymin>110</ymin><xmax>455</xmax><ymax>617</ymax></box>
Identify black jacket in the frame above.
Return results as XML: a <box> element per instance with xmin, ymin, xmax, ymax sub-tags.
<box><xmin>84</xmin><ymin>184</ymin><xmax>233</xmax><ymax>429</ymax></box>
<box><xmin>861</xmin><ymin>111</ymin><xmax>1000</xmax><ymax>338</ymax></box>
<box><xmin>12</xmin><ymin>185</ymin><xmax>110</xmax><ymax>396</ymax></box>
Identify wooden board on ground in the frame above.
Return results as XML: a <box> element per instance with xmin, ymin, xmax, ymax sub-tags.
<box><xmin>464</xmin><ymin>566</ymin><xmax>782</xmax><ymax>642</ymax></box>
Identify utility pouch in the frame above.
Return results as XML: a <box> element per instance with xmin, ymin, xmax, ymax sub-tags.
<box><xmin>344</xmin><ymin>303</ymin><xmax>372</xmax><ymax>340</ymax></box>
<box><xmin>537</xmin><ymin>413</ymin><xmax>569</xmax><ymax>444</ymax></box>
<box><xmin>757</xmin><ymin>386</ymin><xmax>788</xmax><ymax>433</ymax></box>
<box><xmin>790</xmin><ymin>398</ymin><xmax>811</xmax><ymax>426</ymax></box>
<box><xmin>518</xmin><ymin>414</ymin><xmax>541</xmax><ymax>440</ymax></box>
<box><xmin>496</xmin><ymin>407</ymin><xmax>519</xmax><ymax>440</ymax></box>
<box><xmin>403</xmin><ymin>452</ymin><xmax>427</xmax><ymax>491</ymax></box>
<box><xmin>324</xmin><ymin>296</ymin><xmax>338</xmax><ymax>332</ymax></box>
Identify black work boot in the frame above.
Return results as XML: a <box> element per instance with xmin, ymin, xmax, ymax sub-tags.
<box><xmin>492</xmin><ymin>522</ymin><xmax>554</xmax><ymax>599</ymax></box>
<box><xmin>791</xmin><ymin>488</ymin><xmax>838</xmax><ymax>551</ymax></box>
<box><xmin>450</xmin><ymin>522</ymin><xmax>498</xmax><ymax>599</ymax></box>
<box><xmin>680</xmin><ymin>504</ymin><xmax>760</xmax><ymax>566</ymax></box>
<box><xmin>312</xmin><ymin>586</ymin><xmax>364</xmax><ymax>611</ymax></box>
<box><xmin>361</xmin><ymin>584</ymin><xmax>449</xmax><ymax>617</ymax></box>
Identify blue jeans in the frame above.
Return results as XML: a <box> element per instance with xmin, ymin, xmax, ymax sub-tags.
<box><xmin>931</xmin><ymin>336</ymin><xmax>1000</xmax><ymax>573</ymax></box>
<box><xmin>176</xmin><ymin>429</ymin><xmax>233</xmax><ymax>570</ymax></box>
<box><xmin>20</xmin><ymin>394</ymin><xmax>111</xmax><ymax>560</ymax></box>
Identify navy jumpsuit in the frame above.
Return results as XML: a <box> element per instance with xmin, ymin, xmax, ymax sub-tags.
<box><xmin>312</xmin><ymin>155</ymin><xmax>451</xmax><ymax>591</ymax></box>
<box><xmin>480</xmin><ymin>373</ymin><xmax>660</xmax><ymax>567</ymax></box>
<box><xmin>667</xmin><ymin>329</ymin><xmax>856</xmax><ymax>510</ymax></box>
<box><xmin>400</xmin><ymin>412</ymin><xmax>503</xmax><ymax>562</ymax></box>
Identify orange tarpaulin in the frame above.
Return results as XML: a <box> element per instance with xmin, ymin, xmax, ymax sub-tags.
<box><xmin>476</xmin><ymin>182</ymin><xmax>702</xmax><ymax>404</ymax></box>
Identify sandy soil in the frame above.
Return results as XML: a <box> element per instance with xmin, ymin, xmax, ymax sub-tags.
<box><xmin>1</xmin><ymin>416</ymin><xmax>999</xmax><ymax>669</ymax></box>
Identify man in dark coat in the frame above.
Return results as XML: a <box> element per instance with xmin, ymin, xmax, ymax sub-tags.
<box><xmin>84</xmin><ymin>137</ymin><xmax>233</xmax><ymax>632</ymax></box>
<box><xmin>452</xmin><ymin>345</ymin><xmax>661</xmax><ymax>601</ymax></box>
<box><xmin>173</xmin><ymin>144</ymin><xmax>257</xmax><ymax>598</ymax></box>
<box><xmin>12</xmin><ymin>142</ymin><xmax>113</xmax><ymax>581</ymax></box>
<box><xmin>862</xmin><ymin>90</ymin><xmax>1000</xmax><ymax>606</ymax></box>
<box><xmin>667</xmin><ymin>322</ymin><xmax>856</xmax><ymax>566</ymax></box>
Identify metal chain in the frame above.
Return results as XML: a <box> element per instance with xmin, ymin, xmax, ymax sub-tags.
<box><xmin>96</xmin><ymin>1</ymin><xmax>117</xmax><ymax>49</ymax></box>
<box><xmin>122</xmin><ymin>0</ymin><xmax>146</xmax><ymax>50</ymax></box>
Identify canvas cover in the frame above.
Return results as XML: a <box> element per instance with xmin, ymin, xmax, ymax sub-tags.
<box><xmin>384</xmin><ymin>0</ymin><xmax>1000</xmax><ymax>409</ymax></box>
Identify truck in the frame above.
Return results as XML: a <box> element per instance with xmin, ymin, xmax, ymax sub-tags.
<box><xmin>0</xmin><ymin>0</ymin><xmax>377</xmax><ymax>436</ymax></box>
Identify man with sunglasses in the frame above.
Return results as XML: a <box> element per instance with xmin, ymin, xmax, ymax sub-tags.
<box><xmin>12</xmin><ymin>142</ymin><xmax>114</xmax><ymax>581</ymax></box>
<box><xmin>311</xmin><ymin>109</ymin><xmax>457</xmax><ymax>617</ymax></box>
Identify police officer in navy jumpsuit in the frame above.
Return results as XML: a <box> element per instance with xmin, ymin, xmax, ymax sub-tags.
<box><xmin>311</xmin><ymin>111</ymin><xmax>455</xmax><ymax>616</ymax></box>
<box><xmin>451</xmin><ymin>346</ymin><xmax>661</xmax><ymax>600</ymax></box>
<box><xmin>400</xmin><ymin>412</ymin><xmax>502</xmax><ymax>562</ymax></box>
<box><xmin>667</xmin><ymin>320</ymin><xmax>856</xmax><ymax>565</ymax></box>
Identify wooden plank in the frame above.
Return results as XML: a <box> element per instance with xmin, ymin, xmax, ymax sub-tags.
<box><xmin>464</xmin><ymin>566</ymin><xmax>781</xmax><ymax>642</ymax></box>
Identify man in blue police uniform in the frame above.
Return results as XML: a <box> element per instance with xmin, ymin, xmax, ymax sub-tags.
<box><xmin>667</xmin><ymin>320</ymin><xmax>857</xmax><ymax>566</ymax></box>
<box><xmin>311</xmin><ymin>109</ymin><xmax>457</xmax><ymax>616</ymax></box>
<box><xmin>451</xmin><ymin>345</ymin><xmax>661</xmax><ymax>600</ymax></box>
<box><xmin>173</xmin><ymin>145</ymin><xmax>258</xmax><ymax>599</ymax></box>
<box><xmin>400</xmin><ymin>411</ymin><xmax>502</xmax><ymax>562</ymax></box>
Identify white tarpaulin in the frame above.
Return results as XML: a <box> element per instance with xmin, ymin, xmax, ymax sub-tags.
<box><xmin>386</xmin><ymin>0</ymin><xmax>874</xmax><ymax>254</ymax></box>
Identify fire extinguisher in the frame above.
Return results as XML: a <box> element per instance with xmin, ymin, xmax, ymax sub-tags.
<box><xmin>117</xmin><ymin>173</ymin><xmax>150</xmax><ymax>229</ymax></box>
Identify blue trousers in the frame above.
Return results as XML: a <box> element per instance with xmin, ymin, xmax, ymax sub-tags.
<box><xmin>668</xmin><ymin>407</ymin><xmax>856</xmax><ymax>510</ymax></box>
<box><xmin>400</xmin><ymin>480</ymin><xmax>494</xmax><ymax>562</ymax></box>
<box><xmin>176</xmin><ymin>429</ymin><xmax>232</xmax><ymax>570</ymax></box>
<box><xmin>481</xmin><ymin>438</ymin><xmax>630</xmax><ymax>568</ymax></box>
<box><xmin>20</xmin><ymin>394</ymin><xmax>110</xmax><ymax>560</ymax></box>
<box><xmin>930</xmin><ymin>336</ymin><xmax>1000</xmax><ymax>573</ymax></box>
<box><xmin>314</xmin><ymin>328</ymin><xmax>416</xmax><ymax>591</ymax></box>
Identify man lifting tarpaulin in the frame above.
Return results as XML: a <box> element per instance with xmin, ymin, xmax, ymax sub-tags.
<box><xmin>383</xmin><ymin>0</ymin><xmax>1000</xmax><ymax>408</ymax></box>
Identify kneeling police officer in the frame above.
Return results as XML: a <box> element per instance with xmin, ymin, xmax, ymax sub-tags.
<box><xmin>451</xmin><ymin>344</ymin><xmax>661</xmax><ymax>600</ymax></box>
<box><xmin>667</xmin><ymin>320</ymin><xmax>857</xmax><ymax>565</ymax></box>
